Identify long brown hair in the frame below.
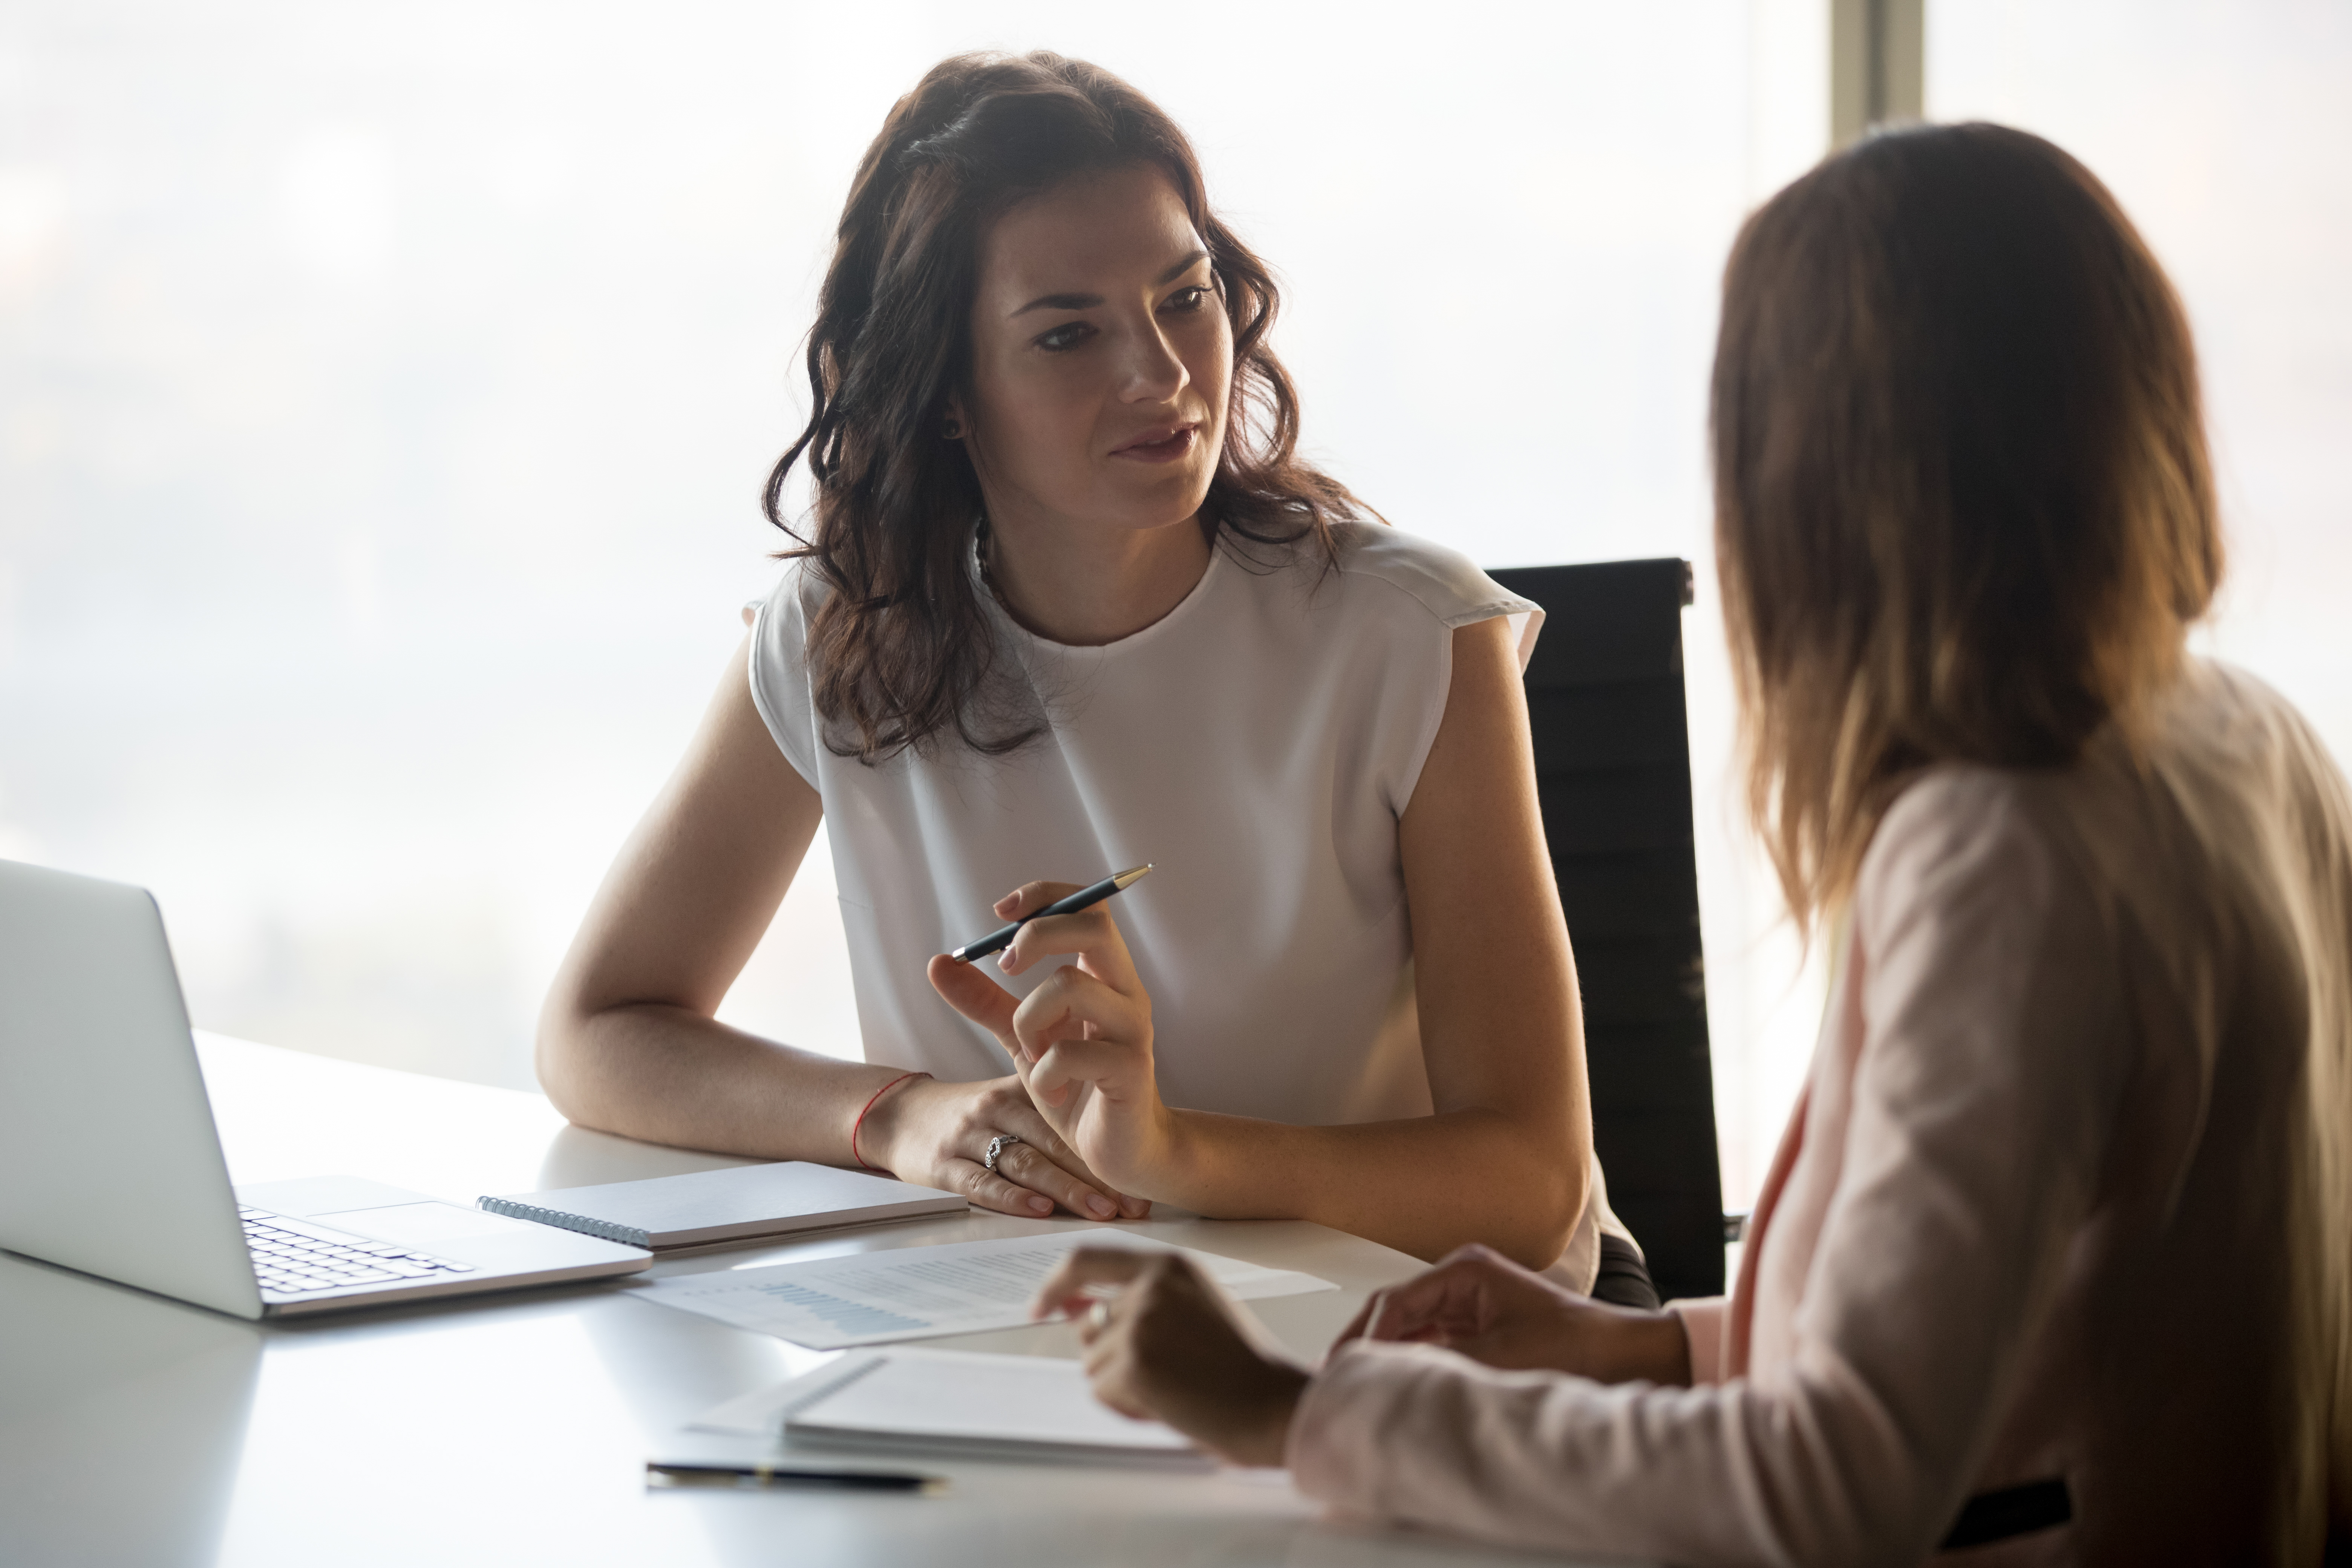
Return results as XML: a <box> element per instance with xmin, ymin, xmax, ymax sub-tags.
<box><xmin>1712</xmin><ymin>123</ymin><xmax>2222</xmax><ymax>926</ymax></box>
<box><xmin>766</xmin><ymin>51</ymin><xmax>1364</xmax><ymax>762</ymax></box>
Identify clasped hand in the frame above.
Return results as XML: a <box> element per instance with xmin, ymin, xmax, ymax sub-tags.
<box><xmin>926</xmin><ymin>880</ymin><xmax>1176</xmax><ymax>1199</ymax></box>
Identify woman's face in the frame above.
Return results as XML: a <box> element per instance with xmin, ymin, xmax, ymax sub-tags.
<box><xmin>958</xmin><ymin>162</ymin><xmax>1232</xmax><ymax>537</ymax></box>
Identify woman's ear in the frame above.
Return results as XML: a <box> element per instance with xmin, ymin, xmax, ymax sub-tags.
<box><xmin>942</xmin><ymin>394</ymin><xmax>968</xmax><ymax>442</ymax></box>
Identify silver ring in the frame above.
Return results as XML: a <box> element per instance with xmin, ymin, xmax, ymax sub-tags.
<box><xmin>983</xmin><ymin>1133</ymin><xmax>1023</xmax><ymax>1173</ymax></box>
<box><xmin>1086</xmin><ymin>1299</ymin><xmax>1112</xmax><ymax>1331</ymax></box>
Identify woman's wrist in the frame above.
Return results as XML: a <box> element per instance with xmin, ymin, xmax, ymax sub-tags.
<box><xmin>852</xmin><ymin>1069</ymin><xmax>933</xmax><ymax>1174</ymax></box>
<box><xmin>1211</xmin><ymin>1359</ymin><xmax>1310</xmax><ymax>1469</ymax></box>
<box><xmin>1619</xmin><ymin>1307</ymin><xmax>1692</xmax><ymax>1387</ymax></box>
<box><xmin>1124</xmin><ymin>1100</ymin><xmax>1196</xmax><ymax>1201</ymax></box>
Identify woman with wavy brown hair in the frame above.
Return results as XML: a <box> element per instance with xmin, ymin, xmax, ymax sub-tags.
<box><xmin>1036</xmin><ymin>123</ymin><xmax>2352</xmax><ymax>1562</ymax></box>
<box><xmin>537</xmin><ymin>51</ymin><xmax>1644</xmax><ymax>1295</ymax></box>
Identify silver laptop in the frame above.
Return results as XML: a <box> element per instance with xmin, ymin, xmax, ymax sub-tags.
<box><xmin>0</xmin><ymin>858</ymin><xmax>650</xmax><ymax>1318</ymax></box>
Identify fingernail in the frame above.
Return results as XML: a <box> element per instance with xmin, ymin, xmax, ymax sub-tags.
<box><xmin>1029</xmin><ymin>1196</ymin><xmax>1053</xmax><ymax>1214</ymax></box>
<box><xmin>1087</xmin><ymin>1196</ymin><xmax>1115</xmax><ymax>1219</ymax></box>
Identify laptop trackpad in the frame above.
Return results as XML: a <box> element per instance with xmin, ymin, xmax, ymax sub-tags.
<box><xmin>329</xmin><ymin>1202</ymin><xmax>543</xmax><ymax>1246</ymax></box>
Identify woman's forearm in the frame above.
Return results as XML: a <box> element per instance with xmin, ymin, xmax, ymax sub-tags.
<box><xmin>1155</xmin><ymin>1105</ymin><xmax>1589</xmax><ymax>1268</ymax></box>
<box><xmin>535</xmin><ymin>635</ymin><xmax>887</xmax><ymax>1159</ymax></box>
<box><xmin>537</xmin><ymin>1000</ymin><xmax>907</xmax><ymax>1162</ymax></box>
<box><xmin>530</xmin><ymin>634</ymin><xmax>936</xmax><ymax>1165</ymax></box>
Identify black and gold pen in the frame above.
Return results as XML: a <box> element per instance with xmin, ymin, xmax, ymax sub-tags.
<box><xmin>646</xmin><ymin>1461</ymin><xmax>945</xmax><ymax>1493</ymax></box>
<box><xmin>948</xmin><ymin>865</ymin><xmax>1153</xmax><ymax>963</ymax></box>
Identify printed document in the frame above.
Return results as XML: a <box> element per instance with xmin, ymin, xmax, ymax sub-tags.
<box><xmin>637</xmin><ymin>1228</ymin><xmax>1335</xmax><ymax>1349</ymax></box>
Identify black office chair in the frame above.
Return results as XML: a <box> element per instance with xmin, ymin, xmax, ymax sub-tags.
<box><xmin>1488</xmin><ymin>559</ymin><xmax>1726</xmax><ymax>1301</ymax></box>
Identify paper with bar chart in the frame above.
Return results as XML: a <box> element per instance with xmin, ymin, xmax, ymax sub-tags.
<box><xmin>635</xmin><ymin>1228</ymin><xmax>1334</xmax><ymax>1349</ymax></box>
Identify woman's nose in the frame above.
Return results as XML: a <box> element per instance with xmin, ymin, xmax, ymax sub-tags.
<box><xmin>1118</xmin><ymin>321</ymin><xmax>1188</xmax><ymax>404</ymax></box>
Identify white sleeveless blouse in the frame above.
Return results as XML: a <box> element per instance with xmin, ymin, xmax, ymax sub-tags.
<box><xmin>750</xmin><ymin>522</ymin><xmax>1615</xmax><ymax>1282</ymax></box>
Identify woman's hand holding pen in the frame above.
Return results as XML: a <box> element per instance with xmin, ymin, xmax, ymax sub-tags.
<box><xmin>928</xmin><ymin>880</ymin><xmax>1179</xmax><ymax>1200</ymax></box>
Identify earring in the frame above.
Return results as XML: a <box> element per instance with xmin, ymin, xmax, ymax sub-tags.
<box><xmin>942</xmin><ymin>415</ymin><xmax>964</xmax><ymax>440</ymax></box>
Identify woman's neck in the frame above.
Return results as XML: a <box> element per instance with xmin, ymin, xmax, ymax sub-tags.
<box><xmin>981</xmin><ymin>507</ymin><xmax>1212</xmax><ymax>647</ymax></box>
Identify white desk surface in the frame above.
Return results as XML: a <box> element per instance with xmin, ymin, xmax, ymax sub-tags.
<box><xmin>0</xmin><ymin>1034</ymin><xmax>1600</xmax><ymax>1568</ymax></box>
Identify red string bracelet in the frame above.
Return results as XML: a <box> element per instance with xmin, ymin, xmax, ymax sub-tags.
<box><xmin>851</xmin><ymin>1070</ymin><xmax>930</xmax><ymax>1172</ymax></box>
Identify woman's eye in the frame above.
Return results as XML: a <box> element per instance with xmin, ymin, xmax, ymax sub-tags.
<box><xmin>1163</xmin><ymin>286</ymin><xmax>1211</xmax><ymax>314</ymax></box>
<box><xmin>1037</xmin><ymin>322</ymin><xmax>1093</xmax><ymax>352</ymax></box>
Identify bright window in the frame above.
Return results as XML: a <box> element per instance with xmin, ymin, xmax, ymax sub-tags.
<box><xmin>34</xmin><ymin>3</ymin><xmax>2335</xmax><ymax>1216</ymax></box>
<box><xmin>1928</xmin><ymin>2</ymin><xmax>2352</xmax><ymax>773</ymax></box>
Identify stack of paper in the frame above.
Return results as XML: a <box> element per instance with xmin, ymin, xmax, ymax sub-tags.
<box><xmin>693</xmin><ymin>1347</ymin><xmax>1209</xmax><ymax>1468</ymax></box>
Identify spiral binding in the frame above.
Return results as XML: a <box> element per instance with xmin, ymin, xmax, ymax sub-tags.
<box><xmin>476</xmin><ymin>1196</ymin><xmax>649</xmax><ymax>1248</ymax></box>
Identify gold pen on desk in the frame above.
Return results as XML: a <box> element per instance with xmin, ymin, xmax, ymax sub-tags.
<box><xmin>646</xmin><ymin>1461</ymin><xmax>947</xmax><ymax>1494</ymax></box>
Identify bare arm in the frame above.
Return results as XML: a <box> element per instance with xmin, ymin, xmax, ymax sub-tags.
<box><xmin>538</xmin><ymin>637</ymin><xmax>1145</xmax><ymax>1219</ymax></box>
<box><xmin>536</xmin><ymin>635</ymin><xmax>891</xmax><ymax>1156</ymax></box>
<box><xmin>931</xmin><ymin>616</ymin><xmax>1592</xmax><ymax>1266</ymax></box>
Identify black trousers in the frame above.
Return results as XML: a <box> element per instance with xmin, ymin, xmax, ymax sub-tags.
<box><xmin>1589</xmin><ymin>1232</ymin><xmax>1661</xmax><ymax>1309</ymax></box>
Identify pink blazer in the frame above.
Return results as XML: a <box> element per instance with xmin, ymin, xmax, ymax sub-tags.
<box><xmin>1288</xmin><ymin>663</ymin><xmax>2352</xmax><ymax>1565</ymax></box>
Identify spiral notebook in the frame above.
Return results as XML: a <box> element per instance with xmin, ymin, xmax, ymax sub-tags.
<box><xmin>478</xmin><ymin>1162</ymin><xmax>966</xmax><ymax>1250</ymax></box>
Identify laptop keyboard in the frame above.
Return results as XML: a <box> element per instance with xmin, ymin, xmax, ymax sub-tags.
<box><xmin>240</xmin><ymin>1207</ymin><xmax>476</xmax><ymax>1298</ymax></box>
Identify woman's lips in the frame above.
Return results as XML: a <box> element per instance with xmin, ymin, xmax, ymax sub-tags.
<box><xmin>1110</xmin><ymin>424</ymin><xmax>1199</xmax><ymax>464</ymax></box>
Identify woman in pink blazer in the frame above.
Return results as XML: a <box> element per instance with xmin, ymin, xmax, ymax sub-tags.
<box><xmin>1035</xmin><ymin>123</ymin><xmax>2352</xmax><ymax>1564</ymax></box>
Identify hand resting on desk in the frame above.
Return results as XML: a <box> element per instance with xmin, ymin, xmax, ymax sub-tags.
<box><xmin>1029</xmin><ymin>1243</ymin><xmax>1691</xmax><ymax>1471</ymax></box>
<box><xmin>1334</xmin><ymin>1243</ymin><xmax>1690</xmax><ymax>1384</ymax></box>
<box><xmin>856</xmin><ymin>1070</ymin><xmax>1152</xmax><ymax>1222</ymax></box>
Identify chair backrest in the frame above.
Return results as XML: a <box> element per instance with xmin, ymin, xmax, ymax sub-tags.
<box><xmin>1488</xmin><ymin>559</ymin><xmax>1726</xmax><ymax>1300</ymax></box>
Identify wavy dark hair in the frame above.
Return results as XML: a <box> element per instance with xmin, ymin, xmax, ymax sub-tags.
<box><xmin>766</xmin><ymin>51</ymin><xmax>1366</xmax><ymax>761</ymax></box>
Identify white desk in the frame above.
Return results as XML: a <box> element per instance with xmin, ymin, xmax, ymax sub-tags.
<box><xmin>0</xmin><ymin>1035</ymin><xmax>1586</xmax><ymax>1568</ymax></box>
